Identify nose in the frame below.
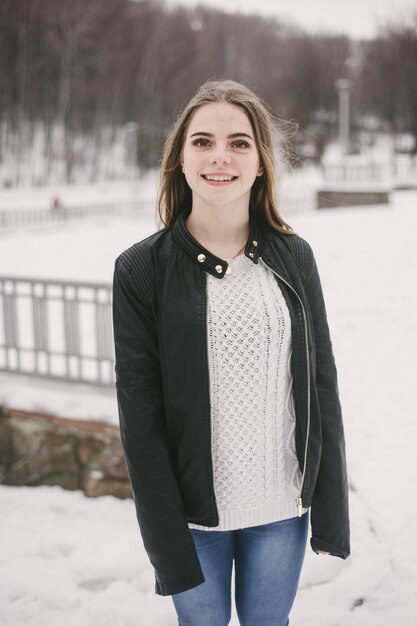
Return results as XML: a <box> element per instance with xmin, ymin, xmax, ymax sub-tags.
<box><xmin>208</xmin><ymin>143</ymin><xmax>231</xmax><ymax>165</ymax></box>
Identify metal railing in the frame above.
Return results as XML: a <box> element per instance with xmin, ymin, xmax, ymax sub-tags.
<box><xmin>0</xmin><ymin>188</ymin><xmax>318</xmax><ymax>391</ymax></box>
<box><xmin>0</xmin><ymin>199</ymin><xmax>154</xmax><ymax>231</ymax></box>
<box><xmin>321</xmin><ymin>159</ymin><xmax>417</xmax><ymax>185</ymax></box>
<box><xmin>322</xmin><ymin>163</ymin><xmax>386</xmax><ymax>182</ymax></box>
<box><xmin>0</xmin><ymin>275</ymin><xmax>114</xmax><ymax>387</ymax></box>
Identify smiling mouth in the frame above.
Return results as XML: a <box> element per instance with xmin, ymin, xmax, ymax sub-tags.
<box><xmin>201</xmin><ymin>174</ymin><xmax>239</xmax><ymax>184</ymax></box>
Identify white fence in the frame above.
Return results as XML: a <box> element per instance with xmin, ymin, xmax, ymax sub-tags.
<box><xmin>0</xmin><ymin>199</ymin><xmax>154</xmax><ymax>231</ymax></box>
<box><xmin>0</xmin><ymin>275</ymin><xmax>114</xmax><ymax>387</ymax></box>
<box><xmin>322</xmin><ymin>156</ymin><xmax>417</xmax><ymax>186</ymax></box>
<box><xmin>323</xmin><ymin>163</ymin><xmax>385</xmax><ymax>183</ymax></box>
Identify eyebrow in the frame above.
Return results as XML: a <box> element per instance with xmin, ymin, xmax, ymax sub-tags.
<box><xmin>190</xmin><ymin>131</ymin><xmax>254</xmax><ymax>140</ymax></box>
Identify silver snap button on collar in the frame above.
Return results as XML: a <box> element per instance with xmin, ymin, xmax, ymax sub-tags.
<box><xmin>197</xmin><ymin>254</ymin><xmax>206</xmax><ymax>262</ymax></box>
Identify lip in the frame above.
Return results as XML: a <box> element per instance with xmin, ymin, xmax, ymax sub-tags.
<box><xmin>201</xmin><ymin>173</ymin><xmax>239</xmax><ymax>186</ymax></box>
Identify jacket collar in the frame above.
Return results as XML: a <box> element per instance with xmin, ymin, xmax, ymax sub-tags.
<box><xmin>172</xmin><ymin>210</ymin><xmax>264</xmax><ymax>279</ymax></box>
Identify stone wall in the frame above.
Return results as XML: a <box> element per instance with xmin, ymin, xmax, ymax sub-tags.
<box><xmin>0</xmin><ymin>406</ymin><xmax>132</xmax><ymax>499</ymax></box>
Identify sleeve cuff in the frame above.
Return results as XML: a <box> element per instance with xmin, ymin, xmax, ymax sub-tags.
<box><xmin>310</xmin><ymin>537</ymin><xmax>349</xmax><ymax>559</ymax></box>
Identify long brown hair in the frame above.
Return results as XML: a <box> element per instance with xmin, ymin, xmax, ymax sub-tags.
<box><xmin>156</xmin><ymin>79</ymin><xmax>294</xmax><ymax>235</ymax></box>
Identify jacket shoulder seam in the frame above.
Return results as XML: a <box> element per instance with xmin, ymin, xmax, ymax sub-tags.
<box><xmin>115</xmin><ymin>245</ymin><xmax>155</xmax><ymax>301</ymax></box>
<box><xmin>280</xmin><ymin>233</ymin><xmax>313</xmax><ymax>281</ymax></box>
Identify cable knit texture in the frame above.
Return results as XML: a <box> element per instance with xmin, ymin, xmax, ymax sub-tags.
<box><xmin>188</xmin><ymin>252</ymin><xmax>308</xmax><ymax>532</ymax></box>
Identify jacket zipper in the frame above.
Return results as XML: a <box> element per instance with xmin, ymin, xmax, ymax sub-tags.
<box><xmin>204</xmin><ymin>272</ymin><xmax>220</xmax><ymax>524</ymax></box>
<box><xmin>259</xmin><ymin>256</ymin><xmax>311</xmax><ymax>517</ymax></box>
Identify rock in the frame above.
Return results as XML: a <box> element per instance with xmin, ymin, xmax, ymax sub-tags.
<box><xmin>0</xmin><ymin>406</ymin><xmax>131</xmax><ymax>499</ymax></box>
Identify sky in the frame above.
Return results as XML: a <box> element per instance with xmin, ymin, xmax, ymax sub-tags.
<box><xmin>168</xmin><ymin>0</ymin><xmax>416</xmax><ymax>39</ymax></box>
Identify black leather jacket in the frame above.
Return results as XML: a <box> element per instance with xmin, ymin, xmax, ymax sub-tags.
<box><xmin>112</xmin><ymin>209</ymin><xmax>350</xmax><ymax>597</ymax></box>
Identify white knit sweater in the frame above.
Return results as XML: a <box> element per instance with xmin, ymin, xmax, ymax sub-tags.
<box><xmin>188</xmin><ymin>252</ymin><xmax>309</xmax><ymax>531</ymax></box>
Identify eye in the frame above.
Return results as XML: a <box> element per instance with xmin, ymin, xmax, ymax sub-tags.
<box><xmin>232</xmin><ymin>140</ymin><xmax>250</xmax><ymax>149</ymax></box>
<box><xmin>191</xmin><ymin>138</ymin><xmax>210</xmax><ymax>147</ymax></box>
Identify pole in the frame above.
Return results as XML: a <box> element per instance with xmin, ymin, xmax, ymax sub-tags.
<box><xmin>335</xmin><ymin>79</ymin><xmax>352</xmax><ymax>156</ymax></box>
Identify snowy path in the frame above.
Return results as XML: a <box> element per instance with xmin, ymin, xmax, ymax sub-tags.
<box><xmin>1</xmin><ymin>191</ymin><xmax>417</xmax><ymax>625</ymax></box>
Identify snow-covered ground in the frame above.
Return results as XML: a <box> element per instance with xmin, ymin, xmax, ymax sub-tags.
<box><xmin>0</xmin><ymin>174</ymin><xmax>159</xmax><ymax>212</ymax></box>
<box><xmin>1</xmin><ymin>188</ymin><xmax>417</xmax><ymax>625</ymax></box>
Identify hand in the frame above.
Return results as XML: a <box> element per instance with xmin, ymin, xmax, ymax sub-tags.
<box><xmin>317</xmin><ymin>550</ymin><xmax>330</xmax><ymax>555</ymax></box>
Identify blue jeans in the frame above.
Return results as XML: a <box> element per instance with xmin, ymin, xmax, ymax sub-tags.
<box><xmin>171</xmin><ymin>510</ymin><xmax>309</xmax><ymax>626</ymax></box>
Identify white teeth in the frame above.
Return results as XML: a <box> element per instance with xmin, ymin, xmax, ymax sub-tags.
<box><xmin>205</xmin><ymin>175</ymin><xmax>235</xmax><ymax>181</ymax></box>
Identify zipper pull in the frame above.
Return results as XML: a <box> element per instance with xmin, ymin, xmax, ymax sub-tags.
<box><xmin>295</xmin><ymin>496</ymin><xmax>303</xmax><ymax>517</ymax></box>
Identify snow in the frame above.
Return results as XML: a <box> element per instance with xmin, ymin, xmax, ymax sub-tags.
<box><xmin>0</xmin><ymin>210</ymin><xmax>159</xmax><ymax>283</ymax></box>
<box><xmin>1</xmin><ymin>187</ymin><xmax>417</xmax><ymax>624</ymax></box>
<box><xmin>0</xmin><ymin>174</ymin><xmax>159</xmax><ymax>212</ymax></box>
<box><xmin>0</xmin><ymin>177</ymin><xmax>161</xmax><ymax>417</ymax></box>
<box><xmin>0</xmin><ymin>374</ymin><xmax>118</xmax><ymax>425</ymax></box>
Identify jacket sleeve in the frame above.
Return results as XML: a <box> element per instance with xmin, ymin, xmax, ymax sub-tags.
<box><xmin>112</xmin><ymin>255</ymin><xmax>205</xmax><ymax>595</ymax></box>
<box><xmin>303</xmin><ymin>244</ymin><xmax>350</xmax><ymax>559</ymax></box>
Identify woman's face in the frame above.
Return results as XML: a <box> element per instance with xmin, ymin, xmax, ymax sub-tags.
<box><xmin>181</xmin><ymin>102</ymin><xmax>262</xmax><ymax>210</ymax></box>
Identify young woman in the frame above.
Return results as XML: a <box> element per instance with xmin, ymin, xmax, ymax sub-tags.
<box><xmin>112</xmin><ymin>79</ymin><xmax>350</xmax><ymax>626</ymax></box>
